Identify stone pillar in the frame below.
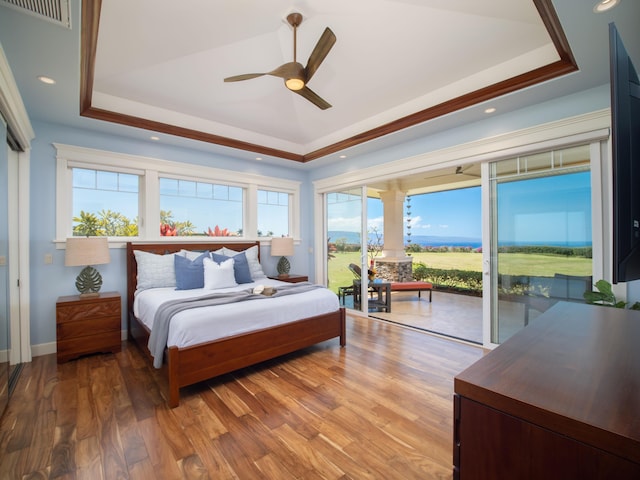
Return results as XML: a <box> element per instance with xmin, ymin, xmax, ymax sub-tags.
<box><xmin>375</xmin><ymin>189</ymin><xmax>413</xmax><ymax>282</ymax></box>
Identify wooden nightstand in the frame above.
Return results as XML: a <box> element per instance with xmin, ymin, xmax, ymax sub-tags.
<box><xmin>56</xmin><ymin>291</ymin><xmax>122</xmax><ymax>363</ymax></box>
<box><xmin>268</xmin><ymin>274</ymin><xmax>309</xmax><ymax>283</ymax></box>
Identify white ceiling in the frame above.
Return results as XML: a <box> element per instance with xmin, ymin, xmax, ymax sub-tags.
<box><xmin>0</xmin><ymin>0</ymin><xmax>639</xmax><ymax>166</ymax></box>
<box><xmin>92</xmin><ymin>0</ymin><xmax>557</xmax><ymax>157</ymax></box>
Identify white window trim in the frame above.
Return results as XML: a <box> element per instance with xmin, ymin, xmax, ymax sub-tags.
<box><xmin>54</xmin><ymin>143</ymin><xmax>301</xmax><ymax>247</ymax></box>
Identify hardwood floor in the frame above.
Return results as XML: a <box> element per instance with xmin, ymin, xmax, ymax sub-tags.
<box><xmin>0</xmin><ymin>316</ymin><xmax>482</xmax><ymax>479</ymax></box>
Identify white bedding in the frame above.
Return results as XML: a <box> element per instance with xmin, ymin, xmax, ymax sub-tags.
<box><xmin>133</xmin><ymin>278</ymin><xmax>340</xmax><ymax>349</ymax></box>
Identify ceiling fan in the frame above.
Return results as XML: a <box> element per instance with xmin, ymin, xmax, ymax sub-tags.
<box><xmin>224</xmin><ymin>12</ymin><xmax>336</xmax><ymax>110</ymax></box>
<box><xmin>455</xmin><ymin>165</ymin><xmax>480</xmax><ymax>177</ymax></box>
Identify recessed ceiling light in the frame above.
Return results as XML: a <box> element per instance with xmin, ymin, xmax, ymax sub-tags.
<box><xmin>37</xmin><ymin>75</ymin><xmax>56</xmax><ymax>85</ymax></box>
<box><xmin>339</xmin><ymin>155</ymin><xmax>347</xmax><ymax>159</ymax></box>
<box><xmin>594</xmin><ymin>0</ymin><xmax>620</xmax><ymax>13</ymax></box>
<box><xmin>150</xmin><ymin>136</ymin><xmax>160</xmax><ymax>141</ymax></box>
<box><xmin>484</xmin><ymin>107</ymin><xmax>496</xmax><ymax>114</ymax></box>
<box><xmin>255</xmin><ymin>157</ymin><xmax>263</xmax><ymax>161</ymax></box>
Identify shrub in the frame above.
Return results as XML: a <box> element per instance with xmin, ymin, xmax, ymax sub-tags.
<box><xmin>413</xmin><ymin>263</ymin><xmax>483</xmax><ymax>294</ymax></box>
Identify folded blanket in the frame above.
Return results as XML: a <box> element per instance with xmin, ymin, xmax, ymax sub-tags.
<box><xmin>148</xmin><ymin>282</ymin><xmax>323</xmax><ymax>368</ymax></box>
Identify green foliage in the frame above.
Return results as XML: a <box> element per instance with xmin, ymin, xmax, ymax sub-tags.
<box><xmin>584</xmin><ymin>279</ymin><xmax>640</xmax><ymax>309</ymax></box>
<box><xmin>73</xmin><ymin>209</ymin><xmax>138</xmax><ymax>237</ymax></box>
<box><xmin>412</xmin><ymin>262</ymin><xmax>483</xmax><ymax>293</ymax></box>
<box><xmin>498</xmin><ymin>245</ymin><xmax>592</xmax><ymax>258</ymax></box>
<box><xmin>405</xmin><ymin>243</ymin><xmax>423</xmax><ymax>253</ymax></box>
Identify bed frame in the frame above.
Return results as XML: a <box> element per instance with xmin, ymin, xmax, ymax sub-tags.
<box><xmin>126</xmin><ymin>241</ymin><xmax>346</xmax><ymax>408</ymax></box>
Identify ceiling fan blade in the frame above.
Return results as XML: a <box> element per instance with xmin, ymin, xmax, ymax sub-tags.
<box><xmin>295</xmin><ymin>86</ymin><xmax>332</xmax><ymax>110</ymax></box>
<box><xmin>224</xmin><ymin>73</ymin><xmax>267</xmax><ymax>82</ymax></box>
<box><xmin>305</xmin><ymin>27</ymin><xmax>336</xmax><ymax>82</ymax></box>
<box><xmin>268</xmin><ymin>62</ymin><xmax>304</xmax><ymax>80</ymax></box>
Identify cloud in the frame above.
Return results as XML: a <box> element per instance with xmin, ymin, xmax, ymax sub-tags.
<box><xmin>405</xmin><ymin>215</ymin><xmax>433</xmax><ymax>230</ymax></box>
<box><xmin>367</xmin><ymin>216</ymin><xmax>384</xmax><ymax>231</ymax></box>
<box><xmin>328</xmin><ymin>216</ymin><xmax>361</xmax><ymax>230</ymax></box>
<box><xmin>439</xmin><ymin>224</ymin><xmax>449</xmax><ymax>229</ymax></box>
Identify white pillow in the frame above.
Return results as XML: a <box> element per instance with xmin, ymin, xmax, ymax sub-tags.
<box><xmin>221</xmin><ymin>245</ymin><xmax>266</xmax><ymax>279</ymax></box>
<box><xmin>203</xmin><ymin>256</ymin><xmax>238</xmax><ymax>289</ymax></box>
<box><xmin>134</xmin><ymin>250</ymin><xmax>176</xmax><ymax>290</ymax></box>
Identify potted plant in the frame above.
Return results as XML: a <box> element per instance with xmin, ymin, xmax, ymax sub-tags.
<box><xmin>583</xmin><ymin>279</ymin><xmax>640</xmax><ymax>310</ymax></box>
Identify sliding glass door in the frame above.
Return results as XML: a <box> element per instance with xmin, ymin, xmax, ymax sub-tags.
<box><xmin>326</xmin><ymin>188</ymin><xmax>366</xmax><ymax>313</ymax></box>
<box><xmin>487</xmin><ymin>145</ymin><xmax>593</xmax><ymax>343</ymax></box>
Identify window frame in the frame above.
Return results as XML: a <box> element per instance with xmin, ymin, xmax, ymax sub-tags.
<box><xmin>55</xmin><ymin>143</ymin><xmax>300</xmax><ymax>247</ymax></box>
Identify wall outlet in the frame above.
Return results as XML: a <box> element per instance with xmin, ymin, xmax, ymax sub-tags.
<box><xmin>0</xmin><ymin>256</ymin><xmax>6</xmax><ymax>266</ymax></box>
<box><xmin>44</xmin><ymin>253</ymin><xmax>53</xmax><ymax>264</ymax></box>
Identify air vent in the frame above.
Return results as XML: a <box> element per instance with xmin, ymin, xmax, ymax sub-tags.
<box><xmin>0</xmin><ymin>0</ymin><xmax>71</xmax><ymax>29</ymax></box>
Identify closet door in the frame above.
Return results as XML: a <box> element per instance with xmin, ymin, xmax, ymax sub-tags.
<box><xmin>0</xmin><ymin>129</ymin><xmax>9</xmax><ymax>415</ymax></box>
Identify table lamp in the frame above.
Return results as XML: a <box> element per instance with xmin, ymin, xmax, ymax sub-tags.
<box><xmin>65</xmin><ymin>237</ymin><xmax>111</xmax><ymax>297</ymax></box>
<box><xmin>271</xmin><ymin>236</ymin><xmax>294</xmax><ymax>277</ymax></box>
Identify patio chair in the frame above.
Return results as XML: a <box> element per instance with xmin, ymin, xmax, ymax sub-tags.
<box><xmin>339</xmin><ymin>263</ymin><xmax>366</xmax><ymax>305</ymax></box>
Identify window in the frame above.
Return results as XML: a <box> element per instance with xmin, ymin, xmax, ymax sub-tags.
<box><xmin>55</xmin><ymin>144</ymin><xmax>301</xmax><ymax>244</ymax></box>
<box><xmin>159</xmin><ymin>178</ymin><xmax>243</xmax><ymax>236</ymax></box>
<box><xmin>72</xmin><ymin>167</ymin><xmax>140</xmax><ymax>236</ymax></box>
<box><xmin>257</xmin><ymin>189</ymin><xmax>290</xmax><ymax>237</ymax></box>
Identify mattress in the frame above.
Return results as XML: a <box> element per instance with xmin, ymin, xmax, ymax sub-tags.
<box><xmin>133</xmin><ymin>278</ymin><xmax>340</xmax><ymax>349</ymax></box>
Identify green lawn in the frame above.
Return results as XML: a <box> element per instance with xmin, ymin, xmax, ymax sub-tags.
<box><xmin>327</xmin><ymin>251</ymin><xmax>591</xmax><ymax>293</ymax></box>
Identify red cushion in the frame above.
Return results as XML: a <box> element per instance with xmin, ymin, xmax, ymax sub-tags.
<box><xmin>390</xmin><ymin>281</ymin><xmax>432</xmax><ymax>291</ymax></box>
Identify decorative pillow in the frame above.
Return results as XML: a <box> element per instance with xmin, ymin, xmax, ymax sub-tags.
<box><xmin>134</xmin><ymin>250</ymin><xmax>176</xmax><ymax>290</ymax></box>
<box><xmin>203</xmin><ymin>256</ymin><xmax>238</xmax><ymax>290</ymax></box>
<box><xmin>175</xmin><ymin>251</ymin><xmax>209</xmax><ymax>290</ymax></box>
<box><xmin>221</xmin><ymin>245</ymin><xmax>266</xmax><ymax>279</ymax></box>
<box><xmin>212</xmin><ymin>251</ymin><xmax>253</xmax><ymax>284</ymax></box>
<box><xmin>180</xmin><ymin>249</ymin><xmax>211</xmax><ymax>261</ymax></box>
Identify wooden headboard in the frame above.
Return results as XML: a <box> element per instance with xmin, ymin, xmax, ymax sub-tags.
<box><xmin>126</xmin><ymin>241</ymin><xmax>260</xmax><ymax>315</ymax></box>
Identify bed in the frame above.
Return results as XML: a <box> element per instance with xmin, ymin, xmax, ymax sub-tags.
<box><xmin>126</xmin><ymin>241</ymin><xmax>346</xmax><ymax>407</ymax></box>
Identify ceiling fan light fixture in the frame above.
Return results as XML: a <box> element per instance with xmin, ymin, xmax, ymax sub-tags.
<box><xmin>593</xmin><ymin>0</ymin><xmax>620</xmax><ymax>13</ymax></box>
<box><xmin>285</xmin><ymin>77</ymin><xmax>305</xmax><ymax>91</ymax></box>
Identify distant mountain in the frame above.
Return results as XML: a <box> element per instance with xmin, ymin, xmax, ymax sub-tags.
<box><xmin>407</xmin><ymin>235</ymin><xmax>481</xmax><ymax>248</ymax></box>
<box><xmin>328</xmin><ymin>231</ymin><xmax>481</xmax><ymax>248</ymax></box>
<box><xmin>328</xmin><ymin>231</ymin><xmax>362</xmax><ymax>244</ymax></box>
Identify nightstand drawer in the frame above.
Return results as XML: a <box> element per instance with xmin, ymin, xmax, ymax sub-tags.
<box><xmin>57</xmin><ymin>331</ymin><xmax>121</xmax><ymax>362</ymax></box>
<box><xmin>56</xmin><ymin>315</ymin><xmax>120</xmax><ymax>341</ymax></box>
<box><xmin>57</xmin><ymin>297</ymin><xmax>120</xmax><ymax>323</ymax></box>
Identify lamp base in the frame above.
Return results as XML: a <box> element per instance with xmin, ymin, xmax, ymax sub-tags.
<box><xmin>75</xmin><ymin>265</ymin><xmax>103</xmax><ymax>297</ymax></box>
<box><xmin>276</xmin><ymin>256</ymin><xmax>291</xmax><ymax>276</ymax></box>
<box><xmin>79</xmin><ymin>292</ymin><xmax>101</xmax><ymax>298</ymax></box>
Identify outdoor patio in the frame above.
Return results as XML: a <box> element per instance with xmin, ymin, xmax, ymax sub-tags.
<box><xmin>341</xmin><ymin>289</ymin><xmax>482</xmax><ymax>344</ymax></box>
<box><xmin>342</xmin><ymin>289</ymin><xmax>541</xmax><ymax>345</ymax></box>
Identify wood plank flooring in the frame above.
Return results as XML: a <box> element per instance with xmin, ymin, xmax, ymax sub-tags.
<box><xmin>0</xmin><ymin>316</ymin><xmax>483</xmax><ymax>479</ymax></box>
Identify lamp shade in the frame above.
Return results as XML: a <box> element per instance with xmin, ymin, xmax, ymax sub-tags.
<box><xmin>65</xmin><ymin>237</ymin><xmax>110</xmax><ymax>267</ymax></box>
<box><xmin>271</xmin><ymin>237</ymin><xmax>294</xmax><ymax>257</ymax></box>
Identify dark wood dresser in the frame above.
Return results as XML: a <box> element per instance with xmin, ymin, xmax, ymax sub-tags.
<box><xmin>454</xmin><ymin>301</ymin><xmax>640</xmax><ymax>480</ymax></box>
<box><xmin>56</xmin><ymin>291</ymin><xmax>122</xmax><ymax>363</ymax></box>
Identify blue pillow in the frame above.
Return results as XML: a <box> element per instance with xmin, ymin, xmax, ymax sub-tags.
<box><xmin>174</xmin><ymin>251</ymin><xmax>209</xmax><ymax>290</ymax></box>
<box><xmin>212</xmin><ymin>251</ymin><xmax>253</xmax><ymax>284</ymax></box>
